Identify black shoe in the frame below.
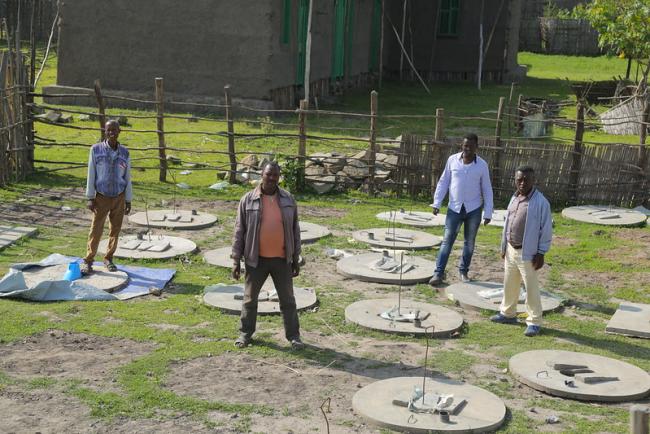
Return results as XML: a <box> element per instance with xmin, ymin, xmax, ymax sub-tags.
<box><xmin>234</xmin><ymin>335</ymin><xmax>251</xmax><ymax>348</ymax></box>
<box><xmin>290</xmin><ymin>337</ymin><xmax>305</xmax><ymax>350</ymax></box>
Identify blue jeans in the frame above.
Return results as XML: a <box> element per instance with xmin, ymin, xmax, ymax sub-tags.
<box><xmin>435</xmin><ymin>206</ymin><xmax>483</xmax><ymax>275</ymax></box>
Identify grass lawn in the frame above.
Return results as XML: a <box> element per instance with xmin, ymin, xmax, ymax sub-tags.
<box><xmin>0</xmin><ymin>49</ymin><xmax>648</xmax><ymax>433</ymax></box>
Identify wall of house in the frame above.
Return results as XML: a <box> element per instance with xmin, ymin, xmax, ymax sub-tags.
<box><xmin>56</xmin><ymin>0</ymin><xmax>276</xmax><ymax>100</ymax></box>
<box><xmin>383</xmin><ymin>0</ymin><xmax>517</xmax><ymax>80</ymax></box>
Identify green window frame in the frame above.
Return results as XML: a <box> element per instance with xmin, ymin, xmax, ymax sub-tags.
<box><xmin>281</xmin><ymin>0</ymin><xmax>292</xmax><ymax>44</ymax></box>
<box><xmin>438</xmin><ymin>0</ymin><xmax>460</xmax><ymax>37</ymax></box>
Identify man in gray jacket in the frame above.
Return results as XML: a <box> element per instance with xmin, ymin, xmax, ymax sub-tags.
<box><xmin>490</xmin><ymin>166</ymin><xmax>553</xmax><ymax>337</ymax></box>
<box><xmin>231</xmin><ymin>161</ymin><xmax>303</xmax><ymax>349</ymax></box>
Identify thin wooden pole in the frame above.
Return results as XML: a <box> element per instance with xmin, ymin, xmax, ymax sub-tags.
<box><xmin>630</xmin><ymin>405</ymin><xmax>649</xmax><ymax>434</ymax></box>
<box><xmin>516</xmin><ymin>93</ymin><xmax>524</xmax><ymax>132</ymax></box>
<box><xmin>298</xmin><ymin>99</ymin><xmax>308</xmax><ymax>191</ymax></box>
<box><xmin>399</xmin><ymin>0</ymin><xmax>407</xmax><ymax>80</ymax></box>
<box><xmin>477</xmin><ymin>0</ymin><xmax>485</xmax><ymax>90</ymax></box>
<box><xmin>303</xmin><ymin>0</ymin><xmax>313</xmax><ymax>104</ymax></box>
<box><xmin>378</xmin><ymin>0</ymin><xmax>385</xmax><ymax>88</ymax></box>
<box><xmin>639</xmin><ymin>99</ymin><xmax>650</xmax><ymax>205</ymax></box>
<box><xmin>569</xmin><ymin>101</ymin><xmax>585</xmax><ymax>204</ymax></box>
<box><xmin>369</xmin><ymin>90</ymin><xmax>378</xmax><ymax>194</ymax></box>
<box><xmin>493</xmin><ymin>96</ymin><xmax>505</xmax><ymax>185</ymax></box>
<box><xmin>93</xmin><ymin>79</ymin><xmax>106</xmax><ymax>141</ymax></box>
<box><xmin>155</xmin><ymin>77</ymin><xmax>167</xmax><ymax>182</ymax></box>
<box><xmin>27</xmin><ymin>0</ymin><xmax>36</xmax><ymax>168</ymax></box>
<box><xmin>432</xmin><ymin>107</ymin><xmax>444</xmax><ymax>191</ymax></box>
<box><xmin>434</xmin><ymin>108</ymin><xmax>444</xmax><ymax>142</ymax></box>
<box><xmin>224</xmin><ymin>85</ymin><xmax>237</xmax><ymax>184</ymax></box>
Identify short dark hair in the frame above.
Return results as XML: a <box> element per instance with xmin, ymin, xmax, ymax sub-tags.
<box><xmin>516</xmin><ymin>165</ymin><xmax>535</xmax><ymax>175</ymax></box>
<box><xmin>263</xmin><ymin>160</ymin><xmax>281</xmax><ymax>172</ymax></box>
<box><xmin>464</xmin><ymin>133</ymin><xmax>478</xmax><ymax>143</ymax></box>
<box><xmin>106</xmin><ymin>119</ymin><xmax>120</xmax><ymax>128</ymax></box>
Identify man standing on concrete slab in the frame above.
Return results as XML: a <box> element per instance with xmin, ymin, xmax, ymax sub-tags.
<box><xmin>82</xmin><ymin>120</ymin><xmax>132</xmax><ymax>275</ymax></box>
<box><xmin>490</xmin><ymin>166</ymin><xmax>552</xmax><ymax>337</ymax></box>
<box><xmin>231</xmin><ymin>161</ymin><xmax>304</xmax><ymax>350</ymax></box>
<box><xmin>430</xmin><ymin>133</ymin><xmax>493</xmax><ymax>285</ymax></box>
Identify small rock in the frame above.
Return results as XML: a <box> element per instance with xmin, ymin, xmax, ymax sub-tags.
<box><xmin>545</xmin><ymin>415</ymin><xmax>560</xmax><ymax>424</ymax></box>
<box><xmin>166</xmin><ymin>155</ymin><xmax>182</xmax><ymax>165</ymax></box>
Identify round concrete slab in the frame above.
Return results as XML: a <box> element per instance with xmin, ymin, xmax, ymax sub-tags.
<box><xmin>445</xmin><ymin>281</ymin><xmax>561</xmax><ymax>314</ymax></box>
<box><xmin>352</xmin><ymin>228</ymin><xmax>442</xmax><ymax>250</ymax></box>
<box><xmin>203</xmin><ymin>247</ymin><xmax>304</xmax><ymax>268</ymax></box>
<box><xmin>353</xmin><ymin>377</ymin><xmax>506</xmax><ymax>433</ymax></box>
<box><xmin>300</xmin><ymin>221</ymin><xmax>331</xmax><ymax>243</ymax></box>
<box><xmin>202</xmin><ymin>283</ymin><xmax>317</xmax><ymax>314</ymax></box>
<box><xmin>562</xmin><ymin>205</ymin><xmax>647</xmax><ymax>226</ymax></box>
<box><xmin>129</xmin><ymin>209</ymin><xmax>217</xmax><ymax>229</ymax></box>
<box><xmin>99</xmin><ymin>235</ymin><xmax>197</xmax><ymax>259</ymax></box>
<box><xmin>337</xmin><ymin>252</ymin><xmax>434</xmax><ymax>284</ymax></box>
<box><xmin>486</xmin><ymin>209</ymin><xmax>507</xmax><ymax>227</ymax></box>
<box><xmin>376</xmin><ymin>210</ymin><xmax>446</xmax><ymax>228</ymax></box>
<box><xmin>510</xmin><ymin>350</ymin><xmax>650</xmax><ymax>402</ymax></box>
<box><xmin>345</xmin><ymin>299</ymin><xmax>463</xmax><ymax>337</ymax></box>
<box><xmin>21</xmin><ymin>263</ymin><xmax>129</xmax><ymax>293</ymax></box>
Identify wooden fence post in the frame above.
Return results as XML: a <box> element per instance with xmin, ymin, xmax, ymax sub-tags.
<box><xmin>155</xmin><ymin>77</ymin><xmax>167</xmax><ymax>182</ymax></box>
<box><xmin>298</xmin><ymin>99</ymin><xmax>308</xmax><ymax>190</ymax></box>
<box><xmin>630</xmin><ymin>405</ymin><xmax>649</xmax><ymax>434</ymax></box>
<box><xmin>493</xmin><ymin>96</ymin><xmax>505</xmax><ymax>189</ymax></box>
<box><xmin>569</xmin><ymin>101</ymin><xmax>585</xmax><ymax>204</ymax></box>
<box><xmin>93</xmin><ymin>79</ymin><xmax>106</xmax><ymax>141</ymax></box>
<box><xmin>369</xmin><ymin>90</ymin><xmax>378</xmax><ymax>194</ymax></box>
<box><xmin>431</xmin><ymin>108</ymin><xmax>444</xmax><ymax>193</ymax></box>
<box><xmin>224</xmin><ymin>85</ymin><xmax>237</xmax><ymax>184</ymax></box>
<box><xmin>434</xmin><ymin>108</ymin><xmax>444</xmax><ymax>142</ymax></box>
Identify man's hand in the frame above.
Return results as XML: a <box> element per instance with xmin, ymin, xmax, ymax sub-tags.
<box><xmin>231</xmin><ymin>262</ymin><xmax>241</xmax><ymax>280</ymax></box>
<box><xmin>483</xmin><ymin>218</ymin><xmax>491</xmax><ymax>226</ymax></box>
<box><xmin>124</xmin><ymin>202</ymin><xmax>131</xmax><ymax>215</ymax></box>
<box><xmin>432</xmin><ymin>207</ymin><xmax>439</xmax><ymax>216</ymax></box>
<box><xmin>292</xmin><ymin>262</ymin><xmax>300</xmax><ymax>277</ymax></box>
<box><xmin>532</xmin><ymin>253</ymin><xmax>545</xmax><ymax>270</ymax></box>
<box><xmin>87</xmin><ymin>199</ymin><xmax>96</xmax><ymax>212</ymax></box>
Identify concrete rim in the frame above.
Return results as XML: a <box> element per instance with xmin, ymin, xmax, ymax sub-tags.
<box><xmin>510</xmin><ymin>350</ymin><xmax>650</xmax><ymax>402</ymax></box>
<box><xmin>336</xmin><ymin>252</ymin><xmax>435</xmax><ymax>284</ymax></box>
<box><xmin>99</xmin><ymin>235</ymin><xmax>197</xmax><ymax>259</ymax></box>
<box><xmin>345</xmin><ymin>298</ymin><xmax>464</xmax><ymax>336</ymax></box>
<box><xmin>376</xmin><ymin>210</ymin><xmax>446</xmax><ymax>227</ymax></box>
<box><xmin>299</xmin><ymin>221</ymin><xmax>331</xmax><ymax>243</ymax></box>
<box><xmin>129</xmin><ymin>209</ymin><xmax>218</xmax><ymax>229</ymax></box>
<box><xmin>445</xmin><ymin>281</ymin><xmax>562</xmax><ymax>314</ymax></box>
<box><xmin>353</xmin><ymin>377</ymin><xmax>506</xmax><ymax>433</ymax></box>
<box><xmin>21</xmin><ymin>263</ymin><xmax>129</xmax><ymax>293</ymax></box>
<box><xmin>352</xmin><ymin>228</ymin><xmax>442</xmax><ymax>250</ymax></box>
<box><xmin>202</xmin><ymin>284</ymin><xmax>317</xmax><ymax>314</ymax></box>
<box><xmin>561</xmin><ymin>205</ymin><xmax>647</xmax><ymax>226</ymax></box>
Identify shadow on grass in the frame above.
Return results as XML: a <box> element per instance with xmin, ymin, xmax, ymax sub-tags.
<box><xmin>546</xmin><ymin>327</ymin><xmax>650</xmax><ymax>362</ymax></box>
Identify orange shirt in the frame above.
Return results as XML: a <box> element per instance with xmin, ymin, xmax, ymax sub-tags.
<box><xmin>258</xmin><ymin>193</ymin><xmax>286</xmax><ymax>258</ymax></box>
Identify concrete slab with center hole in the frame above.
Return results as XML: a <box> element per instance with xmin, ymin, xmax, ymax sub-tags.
<box><xmin>561</xmin><ymin>205</ymin><xmax>647</xmax><ymax>226</ymax></box>
<box><xmin>445</xmin><ymin>281</ymin><xmax>561</xmax><ymax>314</ymax></box>
<box><xmin>485</xmin><ymin>209</ymin><xmax>507</xmax><ymax>227</ymax></box>
<box><xmin>202</xmin><ymin>281</ymin><xmax>317</xmax><ymax>314</ymax></box>
<box><xmin>98</xmin><ymin>235</ymin><xmax>197</xmax><ymax>259</ymax></box>
<box><xmin>345</xmin><ymin>299</ymin><xmax>463</xmax><ymax>337</ymax></box>
<box><xmin>509</xmin><ymin>350</ymin><xmax>650</xmax><ymax>402</ymax></box>
<box><xmin>129</xmin><ymin>209</ymin><xmax>217</xmax><ymax>230</ymax></box>
<box><xmin>353</xmin><ymin>377</ymin><xmax>506</xmax><ymax>433</ymax></box>
<box><xmin>376</xmin><ymin>210</ymin><xmax>446</xmax><ymax>228</ymax></box>
<box><xmin>21</xmin><ymin>264</ymin><xmax>129</xmax><ymax>293</ymax></box>
<box><xmin>299</xmin><ymin>221</ymin><xmax>331</xmax><ymax>243</ymax></box>
<box><xmin>352</xmin><ymin>228</ymin><xmax>442</xmax><ymax>250</ymax></box>
<box><xmin>337</xmin><ymin>252</ymin><xmax>434</xmax><ymax>284</ymax></box>
<box><xmin>606</xmin><ymin>302</ymin><xmax>650</xmax><ymax>339</ymax></box>
<box><xmin>202</xmin><ymin>246</ymin><xmax>303</xmax><ymax>268</ymax></box>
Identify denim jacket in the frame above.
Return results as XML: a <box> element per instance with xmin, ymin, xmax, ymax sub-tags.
<box><xmin>231</xmin><ymin>186</ymin><xmax>301</xmax><ymax>268</ymax></box>
<box><xmin>85</xmin><ymin>141</ymin><xmax>133</xmax><ymax>201</ymax></box>
<box><xmin>500</xmin><ymin>189</ymin><xmax>553</xmax><ymax>261</ymax></box>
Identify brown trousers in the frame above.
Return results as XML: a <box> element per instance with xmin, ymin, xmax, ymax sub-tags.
<box><xmin>240</xmin><ymin>257</ymin><xmax>300</xmax><ymax>342</ymax></box>
<box><xmin>84</xmin><ymin>193</ymin><xmax>125</xmax><ymax>264</ymax></box>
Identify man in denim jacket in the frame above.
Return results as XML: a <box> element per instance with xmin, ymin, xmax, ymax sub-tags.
<box><xmin>83</xmin><ymin>120</ymin><xmax>132</xmax><ymax>274</ymax></box>
<box><xmin>490</xmin><ymin>166</ymin><xmax>552</xmax><ymax>337</ymax></box>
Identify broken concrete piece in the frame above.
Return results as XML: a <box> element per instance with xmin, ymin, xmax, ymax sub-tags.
<box><xmin>574</xmin><ymin>374</ymin><xmax>619</xmax><ymax>384</ymax></box>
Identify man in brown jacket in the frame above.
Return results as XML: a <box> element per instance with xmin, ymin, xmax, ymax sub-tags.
<box><xmin>231</xmin><ymin>161</ymin><xmax>303</xmax><ymax>349</ymax></box>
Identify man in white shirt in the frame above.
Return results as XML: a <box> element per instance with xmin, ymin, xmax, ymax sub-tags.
<box><xmin>430</xmin><ymin>134</ymin><xmax>493</xmax><ymax>285</ymax></box>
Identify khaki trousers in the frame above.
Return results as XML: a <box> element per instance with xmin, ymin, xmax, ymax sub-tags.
<box><xmin>500</xmin><ymin>244</ymin><xmax>543</xmax><ymax>326</ymax></box>
<box><xmin>84</xmin><ymin>193</ymin><xmax>125</xmax><ymax>264</ymax></box>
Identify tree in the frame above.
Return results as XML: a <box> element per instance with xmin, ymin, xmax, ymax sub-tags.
<box><xmin>577</xmin><ymin>0</ymin><xmax>650</xmax><ymax>80</ymax></box>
